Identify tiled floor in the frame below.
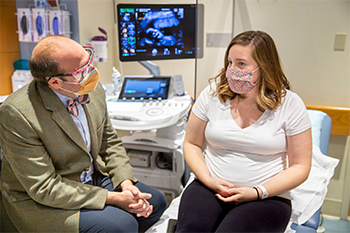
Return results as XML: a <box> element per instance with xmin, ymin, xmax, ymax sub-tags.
<box><xmin>319</xmin><ymin>216</ymin><xmax>350</xmax><ymax>233</ymax></box>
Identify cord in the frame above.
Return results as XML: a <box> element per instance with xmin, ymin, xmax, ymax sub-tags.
<box><xmin>155</xmin><ymin>153</ymin><xmax>172</xmax><ymax>170</ymax></box>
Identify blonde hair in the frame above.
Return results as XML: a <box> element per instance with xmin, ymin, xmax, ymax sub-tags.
<box><xmin>210</xmin><ymin>30</ymin><xmax>290</xmax><ymax>111</ymax></box>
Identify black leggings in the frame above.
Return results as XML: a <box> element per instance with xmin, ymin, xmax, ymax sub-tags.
<box><xmin>176</xmin><ymin>179</ymin><xmax>291</xmax><ymax>233</ymax></box>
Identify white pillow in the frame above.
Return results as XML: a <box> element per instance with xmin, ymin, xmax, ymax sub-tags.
<box><xmin>290</xmin><ymin>145</ymin><xmax>339</xmax><ymax>225</ymax></box>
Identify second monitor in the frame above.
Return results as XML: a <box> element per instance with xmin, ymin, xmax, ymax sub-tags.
<box><xmin>118</xmin><ymin>76</ymin><xmax>171</xmax><ymax>102</ymax></box>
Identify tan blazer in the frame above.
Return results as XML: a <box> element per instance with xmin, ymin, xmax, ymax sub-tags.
<box><xmin>0</xmin><ymin>81</ymin><xmax>137</xmax><ymax>232</ymax></box>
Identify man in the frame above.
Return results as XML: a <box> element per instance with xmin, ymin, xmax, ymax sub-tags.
<box><xmin>0</xmin><ymin>35</ymin><xmax>166</xmax><ymax>232</ymax></box>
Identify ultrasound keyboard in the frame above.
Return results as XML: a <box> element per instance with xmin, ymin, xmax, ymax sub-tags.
<box><xmin>106</xmin><ymin>94</ymin><xmax>192</xmax><ymax>131</ymax></box>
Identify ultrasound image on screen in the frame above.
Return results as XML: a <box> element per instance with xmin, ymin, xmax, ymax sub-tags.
<box><xmin>117</xmin><ymin>4</ymin><xmax>203</xmax><ymax>61</ymax></box>
<box><xmin>138</xmin><ymin>10</ymin><xmax>182</xmax><ymax>49</ymax></box>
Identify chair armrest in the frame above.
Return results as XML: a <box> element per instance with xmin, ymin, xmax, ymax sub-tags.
<box><xmin>302</xmin><ymin>208</ymin><xmax>321</xmax><ymax>229</ymax></box>
<box><xmin>290</xmin><ymin>208</ymin><xmax>320</xmax><ymax>233</ymax></box>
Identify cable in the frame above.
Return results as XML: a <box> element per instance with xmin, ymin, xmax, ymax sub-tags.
<box><xmin>155</xmin><ymin>153</ymin><xmax>172</xmax><ymax>170</ymax></box>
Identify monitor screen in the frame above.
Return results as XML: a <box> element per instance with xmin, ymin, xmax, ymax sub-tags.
<box><xmin>118</xmin><ymin>76</ymin><xmax>171</xmax><ymax>101</ymax></box>
<box><xmin>116</xmin><ymin>4</ymin><xmax>204</xmax><ymax>62</ymax></box>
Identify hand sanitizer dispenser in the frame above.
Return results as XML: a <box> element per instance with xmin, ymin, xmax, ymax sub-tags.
<box><xmin>112</xmin><ymin>67</ymin><xmax>122</xmax><ymax>95</ymax></box>
<box><xmin>91</xmin><ymin>27</ymin><xmax>108</xmax><ymax>62</ymax></box>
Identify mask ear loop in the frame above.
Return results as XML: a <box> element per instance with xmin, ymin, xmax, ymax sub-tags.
<box><xmin>252</xmin><ymin>66</ymin><xmax>260</xmax><ymax>73</ymax></box>
<box><xmin>252</xmin><ymin>66</ymin><xmax>261</xmax><ymax>85</ymax></box>
<box><xmin>54</xmin><ymin>78</ymin><xmax>80</xmax><ymax>97</ymax></box>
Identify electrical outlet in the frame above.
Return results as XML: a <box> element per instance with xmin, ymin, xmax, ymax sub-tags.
<box><xmin>334</xmin><ymin>33</ymin><xmax>347</xmax><ymax>51</ymax></box>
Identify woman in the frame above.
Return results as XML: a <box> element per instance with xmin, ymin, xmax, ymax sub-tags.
<box><xmin>176</xmin><ymin>30</ymin><xmax>312</xmax><ymax>232</ymax></box>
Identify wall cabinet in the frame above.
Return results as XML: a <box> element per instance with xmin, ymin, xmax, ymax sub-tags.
<box><xmin>0</xmin><ymin>0</ymin><xmax>20</xmax><ymax>95</ymax></box>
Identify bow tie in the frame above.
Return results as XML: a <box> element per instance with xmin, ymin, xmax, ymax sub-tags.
<box><xmin>66</xmin><ymin>94</ymin><xmax>90</xmax><ymax>117</ymax></box>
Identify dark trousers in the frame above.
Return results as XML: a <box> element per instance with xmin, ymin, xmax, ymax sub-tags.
<box><xmin>79</xmin><ymin>172</ymin><xmax>166</xmax><ymax>233</ymax></box>
<box><xmin>176</xmin><ymin>179</ymin><xmax>291</xmax><ymax>233</ymax></box>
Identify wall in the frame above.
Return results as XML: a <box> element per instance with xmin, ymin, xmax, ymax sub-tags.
<box><xmin>0</xmin><ymin>0</ymin><xmax>20</xmax><ymax>95</ymax></box>
<box><xmin>233</xmin><ymin>0</ymin><xmax>349</xmax><ymax>107</ymax></box>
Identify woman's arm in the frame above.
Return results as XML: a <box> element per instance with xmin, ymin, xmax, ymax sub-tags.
<box><xmin>259</xmin><ymin>128</ymin><xmax>312</xmax><ymax>198</ymax></box>
<box><xmin>184</xmin><ymin>113</ymin><xmax>234</xmax><ymax>195</ymax></box>
<box><xmin>183</xmin><ymin>113</ymin><xmax>209</xmax><ymax>180</ymax></box>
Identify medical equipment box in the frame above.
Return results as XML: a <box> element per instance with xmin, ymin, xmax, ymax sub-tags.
<box><xmin>127</xmin><ymin>150</ymin><xmax>151</xmax><ymax>167</ymax></box>
<box><xmin>11</xmin><ymin>70</ymin><xmax>33</xmax><ymax>92</ymax></box>
<box><xmin>17</xmin><ymin>8</ymin><xmax>33</xmax><ymax>42</ymax></box>
<box><xmin>32</xmin><ymin>8</ymin><xmax>49</xmax><ymax>42</ymax></box>
<box><xmin>49</xmin><ymin>10</ymin><xmax>71</xmax><ymax>38</ymax></box>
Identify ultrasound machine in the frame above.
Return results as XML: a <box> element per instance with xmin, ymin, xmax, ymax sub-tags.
<box><xmin>107</xmin><ymin>3</ymin><xmax>203</xmax><ymax>204</ymax></box>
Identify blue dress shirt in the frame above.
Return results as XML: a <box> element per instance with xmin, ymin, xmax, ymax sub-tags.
<box><xmin>54</xmin><ymin>91</ymin><xmax>93</xmax><ymax>183</ymax></box>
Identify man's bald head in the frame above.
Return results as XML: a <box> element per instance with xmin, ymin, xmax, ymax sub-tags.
<box><xmin>29</xmin><ymin>36</ymin><xmax>81</xmax><ymax>86</ymax></box>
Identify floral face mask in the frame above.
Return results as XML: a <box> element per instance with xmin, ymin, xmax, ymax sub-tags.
<box><xmin>226</xmin><ymin>66</ymin><xmax>260</xmax><ymax>94</ymax></box>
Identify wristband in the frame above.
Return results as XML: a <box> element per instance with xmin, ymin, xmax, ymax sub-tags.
<box><xmin>258</xmin><ymin>185</ymin><xmax>269</xmax><ymax>199</ymax></box>
<box><xmin>253</xmin><ymin>187</ymin><xmax>260</xmax><ymax>200</ymax></box>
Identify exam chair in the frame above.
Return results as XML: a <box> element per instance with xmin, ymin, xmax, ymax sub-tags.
<box><xmin>290</xmin><ymin>109</ymin><xmax>332</xmax><ymax>233</ymax></box>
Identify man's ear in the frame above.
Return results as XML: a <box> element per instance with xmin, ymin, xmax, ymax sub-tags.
<box><xmin>47</xmin><ymin>77</ymin><xmax>61</xmax><ymax>90</ymax></box>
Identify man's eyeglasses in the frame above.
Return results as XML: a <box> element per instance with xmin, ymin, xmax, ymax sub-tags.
<box><xmin>49</xmin><ymin>45</ymin><xmax>95</xmax><ymax>81</ymax></box>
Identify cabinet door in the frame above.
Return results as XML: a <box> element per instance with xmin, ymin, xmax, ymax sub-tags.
<box><xmin>0</xmin><ymin>0</ymin><xmax>20</xmax><ymax>95</ymax></box>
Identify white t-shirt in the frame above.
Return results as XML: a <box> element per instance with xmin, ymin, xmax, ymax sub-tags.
<box><xmin>192</xmin><ymin>84</ymin><xmax>311</xmax><ymax>199</ymax></box>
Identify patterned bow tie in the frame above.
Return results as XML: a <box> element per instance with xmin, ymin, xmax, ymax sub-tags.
<box><xmin>66</xmin><ymin>94</ymin><xmax>90</xmax><ymax>117</ymax></box>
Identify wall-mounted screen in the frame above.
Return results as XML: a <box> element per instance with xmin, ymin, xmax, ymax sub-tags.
<box><xmin>116</xmin><ymin>4</ymin><xmax>204</xmax><ymax>62</ymax></box>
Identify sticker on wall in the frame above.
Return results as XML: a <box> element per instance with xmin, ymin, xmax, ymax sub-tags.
<box><xmin>35</xmin><ymin>0</ymin><xmax>49</xmax><ymax>8</ymax></box>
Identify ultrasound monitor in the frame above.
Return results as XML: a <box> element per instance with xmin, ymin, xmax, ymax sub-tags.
<box><xmin>118</xmin><ymin>76</ymin><xmax>171</xmax><ymax>102</ymax></box>
<box><xmin>116</xmin><ymin>4</ymin><xmax>204</xmax><ymax>62</ymax></box>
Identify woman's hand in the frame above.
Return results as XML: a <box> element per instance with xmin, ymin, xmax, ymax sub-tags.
<box><xmin>205</xmin><ymin>178</ymin><xmax>259</xmax><ymax>204</ymax></box>
<box><xmin>215</xmin><ymin>187</ymin><xmax>259</xmax><ymax>204</ymax></box>
<box><xmin>205</xmin><ymin>177</ymin><xmax>235</xmax><ymax>198</ymax></box>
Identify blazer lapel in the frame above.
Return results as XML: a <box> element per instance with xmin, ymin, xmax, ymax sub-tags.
<box><xmin>82</xmin><ymin>102</ymin><xmax>98</xmax><ymax>156</ymax></box>
<box><xmin>37</xmin><ymin>83</ymin><xmax>90</xmax><ymax>154</ymax></box>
